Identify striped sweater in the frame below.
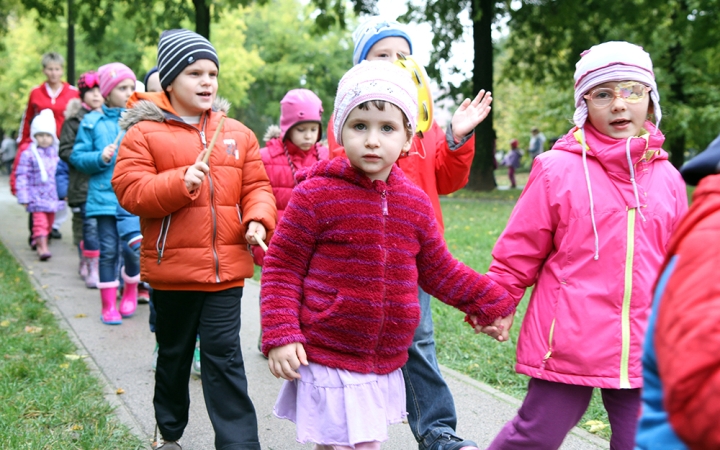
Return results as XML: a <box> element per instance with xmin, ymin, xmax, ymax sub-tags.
<box><xmin>260</xmin><ymin>157</ymin><xmax>513</xmax><ymax>374</ymax></box>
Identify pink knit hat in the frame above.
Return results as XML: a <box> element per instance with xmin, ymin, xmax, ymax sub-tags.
<box><xmin>573</xmin><ymin>41</ymin><xmax>660</xmax><ymax>130</ymax></box>
<box><xmin>98</xmin><ymin>63</ymin><xmax>137</xmax><ymax>98</ymax></box>
<box><xmin>280</xmin><ymin>89</ymin><xmax>323</xmax><ymax>141</ymax></box>
<box><xmin>333</xmin><ymin>60</ymin><xmax>417</xmax><ymax>146</ymax></box>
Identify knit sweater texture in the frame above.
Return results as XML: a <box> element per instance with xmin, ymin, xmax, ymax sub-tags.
<box><xmin>260</xmin><ymin>157</ymin><xmax>513</xmax><ymax>374</ymax></box>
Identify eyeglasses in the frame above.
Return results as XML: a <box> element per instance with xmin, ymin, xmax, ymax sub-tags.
<box><xmin>583</xmin><ymin>81</ymin><xmax>650</xmax><ymax>107</ymax></box>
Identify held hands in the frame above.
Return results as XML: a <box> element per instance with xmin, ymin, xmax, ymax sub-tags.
<box><xmin>184</xmin><ymin>150</ymin><xmax>209</xmax><ymax>193</ymax></box>
<box><xmin>245</xmin><ymin>221</ymin><xmax>266</xmax><ymax>245</ymax></box>
<box><xmin>101</xmin><ymin>144</ymin><xmax>117</xmax><ymax>163</ymax></box>
<box><xmin>268</xmin><ymin>342</ymin><xmax>308</xmax><ymax>381</ymax></box>
<box><xmin>468</xmin><ymin>312</ymin><xmax>515</xmax><ymax>342</ymax></box>
<box><xmin>451</xmin><ymin>90</ymin><xmax>493</xmax><ymax>142</ymax></box>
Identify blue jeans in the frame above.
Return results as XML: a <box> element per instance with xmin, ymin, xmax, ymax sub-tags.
<box><xmin>96</xmin><ymin>215</ymin><xmax>140</xmax><ymax>283</ymax></box>
<box><xmin>403</xmin><ymin>286</ymin><xmax>460</xmax><ymax>450</ymax></box>
<box><xmin>81</xmin><ymin>204</ymin><xmax>99</xmax><ymax>252</ymax></box>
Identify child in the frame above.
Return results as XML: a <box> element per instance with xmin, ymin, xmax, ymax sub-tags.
<box><xmin>70</xmin><ymin>62</ymin><xmax>140</xmax><ymax>325</ymax></box>
<box><xmin>15</xmin><ymin>109</ymin><xmax>60</xmax><ymax>260</ymax></box>
<box><xmin>484</xmin><ymin>41</ymin><xmax>688</xmax><ymax>450</ymax></box>
<box><xmin>501</xmin><ymin>139</ymin><xmax>522</xmax><ymax>188</ymax></box>
<box><xmin>59</xmin><ymin>71</ymin><xmax>104</xmax><ymax>288</ymax></box>
<box><xmin>252</xmin><ymin>88</ymin><xmax>328</xmax><ymax>266</ymax></box>
<box><xmin>1</xmin><ymin>130</ymin><xmax>17</xmax><ymax>174</ymax></box>
<box><xmin>11</xmin><ymin>52</ymin><xmax>79</xmax><ymax>195</ymax></box>
<box><xmin>260</xmin><ymin>60</ymin><xmax>513</xmax><ymax>450</ymax></box>
<box><xmin>111</xmin><ymin>29</ymin><xmax>276</xmax><ymax>450</ymax></box>
<box><xmin>326</xmin><ymin>17</ymin><xmax>494</xmax><ymax>450</ymax></box>
<box><xmin>635</xmin><ymin>135</ymin><xmax>720</xmax><ymax>450</ymax></box>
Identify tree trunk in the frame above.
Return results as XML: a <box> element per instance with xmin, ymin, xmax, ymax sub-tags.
<box><xmin>194</xmin><ymin>0</ymin><xmax>211</xmax><ymax>40</ymax></box>
<box><xmin>465</xmin><ymin>0</ymin><xmax>496</xmax><ymax>191</ymax></box>
<box><xmin>66</xmin><ymin>0</ymin><xmax>75</xmax><ymax>84</ymax></box>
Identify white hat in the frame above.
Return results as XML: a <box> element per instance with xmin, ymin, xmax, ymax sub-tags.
<box><xmin>30</xmin><ymin>109</ymin><xmax>58</xmax><ymax>146</ymax></box>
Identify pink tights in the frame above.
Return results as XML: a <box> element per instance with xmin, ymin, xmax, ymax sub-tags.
<box><xmin>314</xmin><ymin>443</ymin><xmax>380</xmax><ymax>450</ymax></box>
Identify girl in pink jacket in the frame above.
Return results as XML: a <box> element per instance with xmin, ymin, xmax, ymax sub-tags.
<box><xmin>253</xmin><ymin>89</ymin><xmax>328</xmax><ymax>266</ymax></box>
<box><xmin>485</xmin><ymin>42</ymin><xmax>688</xmax><ymax>450</ymax></box>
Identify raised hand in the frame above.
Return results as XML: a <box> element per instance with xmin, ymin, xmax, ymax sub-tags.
<box><xmin>451</xmin><ymin>90</ymin><xmax>493</xmax><ymax>142</ymax></box>
<box><xmin>267</xmin><ymin>342</ymin><xmax>309</xmax><ymax>381</ymax></box>
<box><xmin>184</xmin><ymin>150</ymin><xmax>209</xmax><ymax>193</ymax></box>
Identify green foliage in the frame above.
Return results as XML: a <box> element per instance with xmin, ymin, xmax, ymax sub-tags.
<box><xmin>236</xmin><ymin>0</ymin><xmax>353</xmax><ymax>142</ymax></box>
<box><xmin>0</xmin><ymin>242</ymin><xmax>144</xmax><ymax>448</ymax></box>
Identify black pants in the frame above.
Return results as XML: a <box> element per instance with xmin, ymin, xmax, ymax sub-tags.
<box><xmin>153</xmin><ymin>287</ymin><xmax>260</xmax><ymax>449</ymax></box>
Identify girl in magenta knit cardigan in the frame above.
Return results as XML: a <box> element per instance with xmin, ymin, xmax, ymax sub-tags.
<box><xmin>260</xmin><ymin>61</ymin><xmax>514</xmax><ymax>450</ymax></box>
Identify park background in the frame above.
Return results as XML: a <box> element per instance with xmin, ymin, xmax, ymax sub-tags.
<box><xmin>0</xmin><ymin>0</ymin><xmax>717</xmax><ymax>447</ymax></box>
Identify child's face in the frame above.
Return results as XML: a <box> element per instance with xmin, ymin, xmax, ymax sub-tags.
<box><xmin>167</xmin><ymin>60</ymin><xmax>218</xmax><ymax>117</ymax></box>
<box><xmin>35</xmin><ymin>132</ymin><xmax>53</xmax><ymax>148</ymax></box>
<box><xmin>146</xmin><ymin>72</ymin><xmax>162</xmax><ymax>93</ymax></box>
<box><xmin>365</xmin><ymin>37</ymin><xmax>411</xmax><ymax>62</ymax></box>
<box><xmin>287</xmin><ymin>122</ymin><xmax>320</xmax><ymax>151</ymax></box>
<box><xmin>83</xmin><ymin>87</ymin><xmax>104</xmax><ymax>111</ymax></box>
<box><xmin>585</xmin><ymin>80</ymin><xmax>651</xmax><ymax>139</ymax></box>
<box><xmin>341</xmin><ymin>102</ymin><xmax>412</xmax><ymax>182</ymax></box>
<box><xmin>106</xmin><ymin>79</ymin><xmax>135</xmax><ymax>108</ymax></box>
<box><xmin>43</xmin><ymin>63</ymin><xmax>63</xmax><ymax>85</ymax></box>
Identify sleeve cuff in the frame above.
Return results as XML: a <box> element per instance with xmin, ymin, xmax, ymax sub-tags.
<box><xmin>446</xmin><ymin>124</ymin><xmax>473</xmax><ymax>151</ymax></box>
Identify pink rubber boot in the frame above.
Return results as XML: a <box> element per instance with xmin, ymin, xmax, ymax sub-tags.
<box><xmin>119</xmin><ymin>267</ymin><xmax>139</xmax><ymax>318</ymax></box>
<box><xmin>98</xmin><ymin>281</ymin><xmax>122</xmax><ymax>325</ymax></box>
<box><xmin>83</xmin><ymin>248</ymin><xmax>100</xmax><ymax>289</ymax></box>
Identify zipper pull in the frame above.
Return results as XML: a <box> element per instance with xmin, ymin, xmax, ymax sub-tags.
<box><xmin>381</xmin><ymin>190</ymin><xmax>388</xmax><ymax>216</ymax></box>
<box><xmin>200</xmin><ymin>131</ymin><xmax>207</xmax><ymax>150</ymax></box>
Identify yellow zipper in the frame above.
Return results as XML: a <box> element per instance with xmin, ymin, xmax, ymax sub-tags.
<box><xmin>620</xmin><ymin>208</ymin><xmax>635</xmax><ymax>388</ymax></box>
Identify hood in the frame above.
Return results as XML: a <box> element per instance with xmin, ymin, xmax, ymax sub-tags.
<box><xmin>120</xmin><ymin>91</ymin><xmax>231</xmax><ymax>130</ymax></box>
<box><xmin>263</xmin><ymin>124</ymin><xmax>281</xmax><ymax>143</ymax></box>
<box><xmin>679</xmin><ymin>133</ymin><xmax>720</xmax><ymax>186</ymax></box>
<box><xmin>552</xmin><ymin>120</ymin><xmax>667</xmax><ymax>260</ymax></box>
<box><xmin>296</xmin><ymin>156</ymin><xmax>404</xmax><ymax>192</ymax></box>
<box><xmin>64</xmin><ymin>98</ymin><xmax>84</xmax><ymax>119</ymax></box>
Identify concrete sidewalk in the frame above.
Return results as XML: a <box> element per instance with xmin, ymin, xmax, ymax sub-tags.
<box><xmin>0</xmin><ymin>175</ymin><xmax>605</xmax><ymax>449</ymax></box>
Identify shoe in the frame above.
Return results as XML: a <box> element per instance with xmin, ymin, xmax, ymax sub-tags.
<box><xmin>50</xmin><ymin>228</ymin><xmax>62</xmax><ymax>240</ymax></box>
<box><xmin>138</xmin><ymin>284</ymin><xmax>150</xmax><ymax>304</ymax></box>
<box><xmin>432</xmin><ymin>433</ymin><xmax>480</xmax><ymax>450</ymax></box>
<box><xmin>154</xmin><ymin>441</ymin><xmax>181</xmax><ymax>450</ymax></box>
<box><xmin>84</xmin><ymin>250</ymin><xmax>100</xmax><ymax>289</ymax></box>
<box><xmin>36</xmin><ymin>236</ymin><xmax>52</xmax><ymax>261</ymax></box>
<box><xmin>191</xmin><ymin>340</ymin><xmax>201</xmax><ymax>377</ymax></box>
<box><xmin>98</xmin><ymin>282</ymin><xmax>122</xmax><ymax>325</ymax></box>
<box><xmin>152</xmin><ymin>343</ymin><xmax>158</xmax><ymax>371</ymax></box>
<box><xmin>119</xmin><ymin>267</ymin><xmax>139</xmax><ymax>318</ymax></box>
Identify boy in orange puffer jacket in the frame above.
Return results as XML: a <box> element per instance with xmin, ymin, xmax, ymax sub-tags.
<box><xmin>112</xmin><ymin>29</ymin><xmax>276</xmax><ymax>450</ymax></box>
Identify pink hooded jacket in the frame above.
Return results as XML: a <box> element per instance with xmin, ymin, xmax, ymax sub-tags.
<box><xmin>488</xmin><ymin>121</ymin><xmax>687</xmax><ymax>389</ymax></box>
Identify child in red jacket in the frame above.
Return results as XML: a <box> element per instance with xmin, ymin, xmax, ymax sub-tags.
<box><xmin>260</xmin><ymin>61</ymin><xmax>513</xmax><ymax>450</ymax></box>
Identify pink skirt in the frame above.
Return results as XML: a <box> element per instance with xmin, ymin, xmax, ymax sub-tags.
<box><xmin>274</xmin><ymin>362</ymin><xmax>407</xmax><ymax>447</ymax></box>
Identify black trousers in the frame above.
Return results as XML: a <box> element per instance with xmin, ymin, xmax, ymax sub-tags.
<box><xmin>153</xmin><ymin>287</ymin><xmax>260</xmax><ymax>449</ymax></box>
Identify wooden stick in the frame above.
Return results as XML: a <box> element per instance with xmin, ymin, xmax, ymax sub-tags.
<box><xmin>253</xmin><ymin>232</ymin><xmax>268</xmax><ymax>252</ymax></box>
<box><xmin>112</xmin><ymin>131</ymin><xmax>123</xmax><ymax>147</ymax></box>
<box><xmin>202</xmin><ymin>116</ymin><xmax>226</xmax><ymax>164</ymax></box>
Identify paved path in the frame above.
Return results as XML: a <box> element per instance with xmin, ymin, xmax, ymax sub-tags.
<box><xmin>0</xmin><ymin>175</ymin><xmax>605</xmax><ymax>449</ymax></box>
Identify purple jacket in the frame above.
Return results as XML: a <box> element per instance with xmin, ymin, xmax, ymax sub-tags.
<box><xmin>15</xmin><ymin>144</ymin><xmax>59</xmax><ymax>213</ymax></box>
<box><xmin>488</xmin><ymin>121</ymin><xmax>687</xmax><ymax>389</ymax></box>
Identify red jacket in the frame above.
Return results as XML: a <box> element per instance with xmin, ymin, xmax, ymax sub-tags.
<box><xmin>253</xmin><ymin>136</ymin><xmax>328</xmax><ymax>266</ymax></box>
<box><xmin>11</xmin><ymin>82</ymin><xmax>79</xmax><ymax>194</ymax></box>
<box><xmin>328</xmin><ymin>117</ymin><xmax>474</xmax><ymax>235</ymax></box>
<box><xmin>260</xmin><ymin>157</ymin><xmax>513</xmax><ymax>374</ymax></box>
<box><xmin>655</xmin><ymin>173</ymin><xmax>720</xmax><ymax>448</ymax></box>
<box><xmin>112</xmin><ymin>92</ymin><xmax>277</xmax><ymax>292</ymax></box>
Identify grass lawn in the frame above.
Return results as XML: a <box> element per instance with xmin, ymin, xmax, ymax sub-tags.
<box><xmin>0</xmin><ymin>242</ymin><xmax>144</xmax><ymax>449</ymax></box>
<box><xmin>435</xmin><ymin>176</ymin><xmax>613</xmax><ymax>441</ymax></box>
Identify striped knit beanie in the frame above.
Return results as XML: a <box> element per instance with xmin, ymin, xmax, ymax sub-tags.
<box><xmin>333</xmin><ymin>60</ymin><xmax>417</xmax><ymax>146</ymax></box>
<box><xmin>352</xmin><ymin>17</ymin><xmax>413</xmax><ymax>65</ymax></box>
<box><xmin>157</xmin><ymin>29</ymin><xmax>219</xmax><ymax>90</ymax></box>
<box><xmin>573</xmin><ymin>41</ymin><xmax>660</xmax><ymax>130</ymax></box>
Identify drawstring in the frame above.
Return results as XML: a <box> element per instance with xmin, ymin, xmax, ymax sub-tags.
<box><xmin>625</xmin><ymin>137</ymin><xmax>646</xmax><ymax>222</ymax></box>
<box><xmin>29</xmin><ymin>144</ymin><xmax>49</xmax><ymax>183</ymax></box>
<box><xmin>580</xmin><ymin>128</ymin><xmax>600</xmax><ymax>261</ymax></box>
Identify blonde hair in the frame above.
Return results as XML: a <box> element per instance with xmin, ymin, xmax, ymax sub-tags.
<box><xmin>41</xmin><ymin>52</ymin><xmax>64</xmax><ymax>68</ymax></box>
